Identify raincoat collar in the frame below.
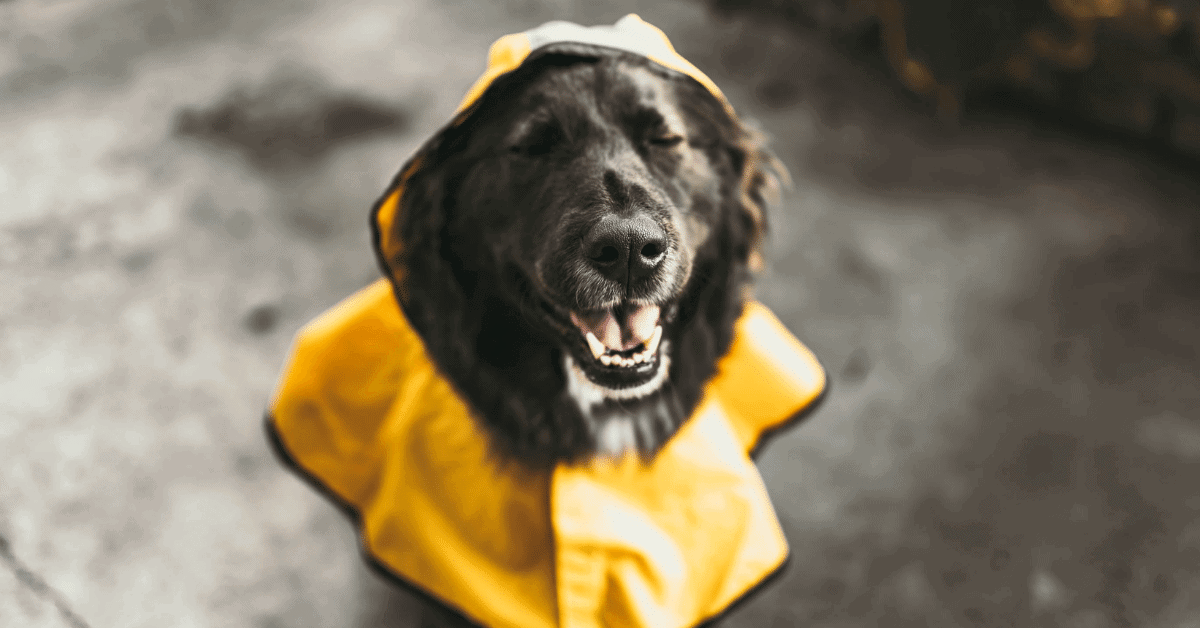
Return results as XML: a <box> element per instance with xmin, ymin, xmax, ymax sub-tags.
<box><xmin>267</xmin><ymin>15</ymin><xmax>828</xmax><ymax>628</ymax></box>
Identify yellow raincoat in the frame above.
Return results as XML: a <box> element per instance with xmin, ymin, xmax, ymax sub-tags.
<box><xmin>266</xmin><ymin>15</ymin><xmax>827</xmax><ymax>628</ymax></box>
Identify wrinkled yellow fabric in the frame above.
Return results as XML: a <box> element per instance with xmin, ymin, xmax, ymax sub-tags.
<box><xmin>269</xmin><ymin>280</ymin><xmax>824</xmax><ymax>628</ymax></box>
<box><xmin>267</xmin><ymin>14</ymin><xmax>828</xmax><ymax>628</ymax></box>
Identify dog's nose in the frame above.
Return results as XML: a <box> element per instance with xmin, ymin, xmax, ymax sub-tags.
<box><xmin>583</xmin><ymin>213</ymin><xmax>668</xmax><ymax>287</ymax></box>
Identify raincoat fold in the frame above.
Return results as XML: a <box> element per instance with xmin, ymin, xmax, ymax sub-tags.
<box><xmin>267</xmin><ymin>15</ymin><xmax>827</xmax><ymax>628</ymax></box>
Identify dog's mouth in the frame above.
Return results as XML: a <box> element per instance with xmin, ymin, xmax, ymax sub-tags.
<box><xmin>569</xmin><ymin>303</ymin><xmax>662</xmax><ymax>369</ymax></box>
<box><xmin>561</xmin><ymin>301</ymin><xmax>669</xmax><ymax>395</ymax></box>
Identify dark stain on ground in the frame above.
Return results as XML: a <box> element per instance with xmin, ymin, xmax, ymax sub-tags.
<box><xmin>225</xmin><ymin>209</ymin><xmax>254</xmax><ymax>240</ymax></box>
<box><xmin>917</xmin><ymin>493</ymin><xmax>1037</xmax><ymax>627</ymax></box>
<box><xmin>174</xmin><ymin>68</ymin><xmax>410</xmax><ymax>170</ymax></box>
<box><xmin>840</xmin><ymin>347</ymin><xmax>871</xmax><ymax>383</ymax></box>
<box><xmin>5</xmin><ymin>64</ymin><xmax>71</xmax><ymax>95</ymax></box>
<box><xmin>120</xmin><ymin>249</ymin><xmax>156</xmax><ymax>273</ymax></box>
<box><xmin>188</xmin><ymin>193</ymin><xmax>223</xmax><ymax>227</ymax></box>
<box><xmin>826</xmin><ymin>246</ymin><xmax>893</xmax><ymax>317</ymax></box>
<box><xmin>233</xmin><ymin>452</ymin><xmax>263</xmax><ymax>480</ymax></box>
<box><xmin>1049</xmin><ymin>237</ymin><xmax>1200</xmax><ymax>387</ymax></box>
<box><xmin>245</xmin><ymin>304</ymin><xmax>280</xmax><ymax>335</ymax></box>
<box><xmin>285</xmin><ymin>209</ymin><xmax>334</xmax><ymax>241</ymax></box>
<box><xmin>837</xmin><ymin>246</ymin><xmax>887</xmax><ymax>292</ymax></box>
<box><xmin>171</xmin><ymin>334</ymin><xmax>189</xmax><ymax>357</ymax></box>
<box><xmin>1086</xmin><ymin>444</ymin><xmax>1173</xmax><ymax>626</ymax></box>
<box><xmin>256</xmin><ymin>614</ymin><xmax>287</xmax><ymax>628</ymax></box>
<box><xmin>717</xmin><ymin>35</ymin><xmax>767</xmax><ymax>79</ymax></box>
<box><xmin>755</xmin><ymin>76</ymin><xmax>804</xmax><ymax>109</ymax></box>
<box><xmin>186</xmin><ymin>194</ymin><xmax>261</xmax><ymax>239</ymax></box>
<box><xmin>999</xmin><ymin>431</ymin><xmax>1078</xmax><ymax>493</ymax></box>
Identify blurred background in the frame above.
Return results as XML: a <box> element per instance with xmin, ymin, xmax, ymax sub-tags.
<box><xmin>2</xmin><ymin>0</ymin><xmax>1199</xmax><ymax>626</ymax></box>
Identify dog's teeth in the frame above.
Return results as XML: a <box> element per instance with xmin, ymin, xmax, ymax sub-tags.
<box><xmin>585</xmin><ymin>332</ymin><xmax>607</xmax><ymax>360</ymax></box>
<box><xmin>600</xmin><ymin>354</ymin><xmax>613</xmax><ymax>366</ymax></box>
<box><xmin>645</xmin><ymin>326</ymin><xmax>663</xmax><ymax>356</ymax></box>
<box><xmin>633</xmin><ymin>352</ymin><xmax>644</xmax><ymax>364</ymax></box>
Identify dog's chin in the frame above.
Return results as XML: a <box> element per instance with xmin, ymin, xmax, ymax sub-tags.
<box><xmin>542</xmin><ymin>296</ymin><xmax>686</xmax><ymax>460</ymax></box>
<box><xmin>563</xmin><ymin>342</ymin><xmax>671</xmax><ymax>405</ymax></box>
<box><xmin>562</xmin><ymin>346</ymin><xmax>677</xmax><ymax>459</ymax></box>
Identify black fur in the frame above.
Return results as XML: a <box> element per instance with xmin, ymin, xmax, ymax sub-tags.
<box><xmin>382</xmin><ymin>49</ymin><xmax>782</xmax><ymax>469</ymax></box>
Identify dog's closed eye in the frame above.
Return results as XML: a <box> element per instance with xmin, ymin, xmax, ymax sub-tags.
<box><xmin>625</xmin><ymin>106</ymin><xmax>686</xmax><ymax>150</ymax></box>
<box><xmin>647</xmin><ymin>133</ymin><xmax>684</xmax><ymax>148</ymax></box>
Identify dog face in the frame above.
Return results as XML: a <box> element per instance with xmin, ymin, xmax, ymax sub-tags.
<box><xmin>390</xmin><ymin>51</ymin><xmax>780</xmax><ymax>467</ymax></box>
<box><xmin>455</xmin><ymin>58</ymin><xmax>733</xmax><ymax>397</ymax></box>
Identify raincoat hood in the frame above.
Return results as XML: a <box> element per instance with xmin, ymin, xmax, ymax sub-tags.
<box><xmin>266</xmin><ymin>15</ymin><xmax>827</xmax><ymax>628</ymax></box>
<box><xmin>373</xmin><ymin>14</ymin><xmax>736</xmax><ymax>277</ymax></box>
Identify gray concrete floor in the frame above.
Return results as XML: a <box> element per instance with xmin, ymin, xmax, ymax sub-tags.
<box><xmin>2</xmin><ymin>1</ymin><xmax>1199</xmax><ymax>626</ymax></box>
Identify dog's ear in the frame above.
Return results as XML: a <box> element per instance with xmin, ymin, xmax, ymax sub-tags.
<box><xmin>730</xmin><ymin>119</ymin><xmax>789</xmax><ymax>272</ymax></box>
<box><xmin>679</xmin><ymin>77</ymin><xmax>789</xmax><ymax>272</ymax></box>
<box><xmin>380</xmin><ymin>128</ymin><xmax>479</xmax><ymax>356</ymax></box>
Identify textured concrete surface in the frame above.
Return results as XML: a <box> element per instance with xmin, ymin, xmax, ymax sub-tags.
<box><xmin>2</xmin><ymin>1</ymin><xmax>1199</xmax><ymax>627</ymax></box>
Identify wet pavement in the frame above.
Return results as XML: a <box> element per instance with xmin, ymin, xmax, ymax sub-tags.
<box><xmin>2</xmin><ymin>1</ymin><xmax>1199</xmax><ymax>626</ymax></box>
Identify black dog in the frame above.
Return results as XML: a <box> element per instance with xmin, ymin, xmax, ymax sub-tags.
<box><xmin>387</xmin><ymin>50</ymin><xmax>783</xmax><ymax>469</ymax></box>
